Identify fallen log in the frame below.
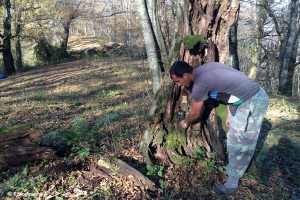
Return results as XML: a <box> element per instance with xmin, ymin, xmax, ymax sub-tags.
<box><xmin>0</xmin><ymin>128</ymin><xmax>41</xmax><ymax>142</ymax></box>
<box><xmin>90</xmin><ymin>155</ymin><xmax>157</xmax><ymax>192</ymax></box>
<box><xmin>0</xmin><ymin>146</ymin><xmax>56</xmax><ymax>170</ymax></box>
<box><xmin>0</xmin><ymin>128</ymin><xmax>55</xmax><ymax>170</ymax></box>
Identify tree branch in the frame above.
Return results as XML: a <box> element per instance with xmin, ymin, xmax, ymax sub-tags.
<box><xmin>263</xmin><ymin>2</ymin><xmax>282</xmax><ymax>39</ymax></box>
<box><xmin>95</xmin><ymin>11</ymin><xmax>129</xmax><ymax>18</ymax></box>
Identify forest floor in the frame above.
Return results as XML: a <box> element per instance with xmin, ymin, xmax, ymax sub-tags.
<box><xmin>0</xmin><ymin>57</ymin><xmax>299</xmax><ymax>199</ymax></box>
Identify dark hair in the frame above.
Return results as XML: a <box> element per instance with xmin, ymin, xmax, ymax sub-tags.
<box><xmin>169</xmin><ymin>61</ymin><xmax>193</xmax><ymax>78</ymax></box>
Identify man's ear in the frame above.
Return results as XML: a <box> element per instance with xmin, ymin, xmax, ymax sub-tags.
<box><xmin>183</xmin><ymin>73</ymin><xmax>189</xmax><ymax>79</ymax></box>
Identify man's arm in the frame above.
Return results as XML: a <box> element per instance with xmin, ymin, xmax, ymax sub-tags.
<box><xmin>180</xmin><ymin>100</ymin><xmax>204</xmax><ymax>129</ymax></box>
<box><xmin>226</xmin><ymin>105</ymin><xmax>230</xmax><ymax>128</ymax></box>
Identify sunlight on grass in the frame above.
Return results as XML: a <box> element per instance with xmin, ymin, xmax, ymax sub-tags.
<box><xmin>215</xmin><ymin>104</ymin><xmax>228</xmax><ymax>133</ymax></box>
<box><xmin>10</xmin><ymin>83</ymin><xmax>26</xmax><ymax>90</ymax></box>
<box><xmin>97</xmin><ymin>89</ymin><xmax>127</xmax><ymax>99</ymax></box>
<box><xmin>266</xmin><ymin>95</ymin><xmax>299</xmax><ymax>122</ymax></box>
<box><xmin>50</xmin><ymin>84</ymin><xmax>87</xmax><ymax>95</ymax></box>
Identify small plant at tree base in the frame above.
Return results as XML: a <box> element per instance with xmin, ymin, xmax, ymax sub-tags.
<box><xmin>146</xmin><ymin>165</ymin><xmax>172</xmax><ymax>199</ymax></box>
<box><xmin>194</xmin><ymin>146</ymin><xmax>206</xmax><ymax>160</ymax></box>
<box><xmin>146</xmin><ymin>165</ymin><xmax>166</xmax><ymax>190</ymax></box>
<box><xmin>146</xmin><ymin>165</ymin><xmax>164</xmax><ymax>177</ymax></box>
<box><xmin>159</xmin><ymin>179</ymin><xmax>166</xmax><ymax>189</ymax></box>
<box><xmin>203</xmin><ymin>153</ymin><xmax>217</xmax><ymax>173</ymax></box>
<box><xmin>182</xmin><ymin>146</ymin><xmax>206</xmax><ymax>165</ymax></box>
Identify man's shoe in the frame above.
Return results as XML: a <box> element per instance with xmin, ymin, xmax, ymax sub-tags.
<box><xmin>212</xmin><ymin>184</ymin><xmax>237</xmax><ymax>195</ymax></box>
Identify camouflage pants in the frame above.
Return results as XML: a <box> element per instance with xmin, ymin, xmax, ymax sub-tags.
<box><xmin>226</xmin><ymin>87</ymin><xmax>269</xmax><ymax>178</ymax></box>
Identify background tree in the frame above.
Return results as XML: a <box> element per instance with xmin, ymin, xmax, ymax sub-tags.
<box><xmin>263</xmin><ymin>0</ymin><xmax>300</xmax><ymax>96</ymax></box>
<box><xmin>135</xmin><ymin>0</ymin><xmax>163</xmax><ymax>95</ymax></box>
<box><xmin>11</xmin><ymin>0</ymin><xmax>38</xmax><ymax>70</ymax></box>
<box><xmin>236</xmin><ymin>0</ymin><xmax>299</xmax><ymax>96</ymax></box>
<box><xmin>54</xmin><ymin>0</ymin><xmax>83</xmax><ymax>55</ymax></box>
<box><xmin>2</xmin><ymin>0</ymin><xmax>15</xmax><ymax>75</ymax></box>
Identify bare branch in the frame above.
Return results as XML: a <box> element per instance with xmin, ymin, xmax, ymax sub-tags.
<box><xmin>263</xmin><ymin>2</ymin><xmax>283</xmax><ymax>39</ymax></box>
<box><xmin>95</xmin><ymin>11</ymin><xmax>129</xmax><ymax>18</ymax></box>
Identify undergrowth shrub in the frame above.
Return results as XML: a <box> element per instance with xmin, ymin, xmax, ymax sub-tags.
<box><xmin>34</xmin><ymin>38</ymin><xmax>68</xmax><ymax>63</ymax></box>
<box><xmin>41</xmin><ymin>130</ymin><xmax>70</xmax><ymax>156</ymax></box>
<box><xmin>41</xmin><ymin>112</ymin><xmax>129</xmax><ymax>158</ymax></box>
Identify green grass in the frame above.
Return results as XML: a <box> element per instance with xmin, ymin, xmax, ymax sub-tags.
<box><xmin>97</xmin><ymin>89</ymin><xmax>127</xmax><ymax>99</ymax></box>
<box><xmin>215</xmin><ymin>104</ymin><xmax>228</xmax><ymax>133</ymax></box>
<box><xmin>243</xmin><ymin>95</ymin><xmax>300</xmax><ymax>196</ymax></box>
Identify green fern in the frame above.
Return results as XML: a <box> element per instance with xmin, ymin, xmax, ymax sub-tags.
<box><xmin>70</xmin><ymin>117</ymin><xmax>88</xmax><ymax>136</ymax></box>
<box><xmin>94</xmin><ymin>112</ymin><xmax>126</xmax><ymax>128</ymax></box>
<box><xmin>41</xmin><ymin>130</ymin><xmax>68</xmax><ymax>147</ymax></box>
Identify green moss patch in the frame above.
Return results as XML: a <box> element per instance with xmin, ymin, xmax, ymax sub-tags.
<box><xmin>182</xmin><ymin>35</ymin><xmax>207</xmax><ymax>50</ymax></box>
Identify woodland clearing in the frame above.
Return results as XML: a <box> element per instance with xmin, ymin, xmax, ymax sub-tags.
<box><xmin>0</xmin><ymin>57</ymin><xmax>299</xmax><ymax>199</ymax></box>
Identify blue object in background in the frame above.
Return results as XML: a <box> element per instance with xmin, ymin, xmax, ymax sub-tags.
<box><xmin>0</xmin><ymin>73</ymin><xmax>6</xmax><ymax>79</ymax></box>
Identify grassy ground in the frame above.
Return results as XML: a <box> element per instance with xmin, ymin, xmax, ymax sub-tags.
<box><xmin>0</xmin><ymin>57</ymin><xmax>299</xmax><ymax>199</ymax></box>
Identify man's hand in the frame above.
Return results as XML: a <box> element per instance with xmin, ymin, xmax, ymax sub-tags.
<box><xmin>226</xmin><ymin>115</ymin><xmax>230</xmax><ymax>128</ymax></box>
<box><xmin>180</xmin><ymin>119</ymin><xmax>188</xmax><ymax>129</ymax></box>
<box><xmin>179</xmin><ymin>100</ymin><xmax>204</xmax><ymax>131</ymax></box>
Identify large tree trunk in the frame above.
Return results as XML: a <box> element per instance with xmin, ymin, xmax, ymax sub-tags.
<box><xmin>139</xmin><ymin>0</ymin><xmax>240</xmax><ymax>166</ymax></box>
<box><xmin>184</xmin><ymin>0</ymin><xmax>240</xmax><ymax>64</ymax></box>
<box><xmin>2</xmin><ymin>0</ymin><xmax>16</xmax><ymax>75</ymax></box>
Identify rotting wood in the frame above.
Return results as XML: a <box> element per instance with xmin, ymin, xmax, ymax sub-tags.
<box><xmin>0</xmin><ymin>128</ymin><xmax>41</xmax><ymax>142</ymax></box>
<box><xmin>0</xmin><ymin>128</ymin><xmax>56</xmax><ymax>170</ymax></box>
<box><xmin>0</xmin><ymin>146</ymin><xmax>56</xmax><ymax>169</ymax></box>
<box><xmin>91</xmin><ymin>155</ymin><xmax>157</xmax><ymax>192</ymax></box>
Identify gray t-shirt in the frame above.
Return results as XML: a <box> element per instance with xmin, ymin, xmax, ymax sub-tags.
<box><xmin>192</xmin><ymin>62</ymin><xmax>260</xmax><ymax>105</ymax></box>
